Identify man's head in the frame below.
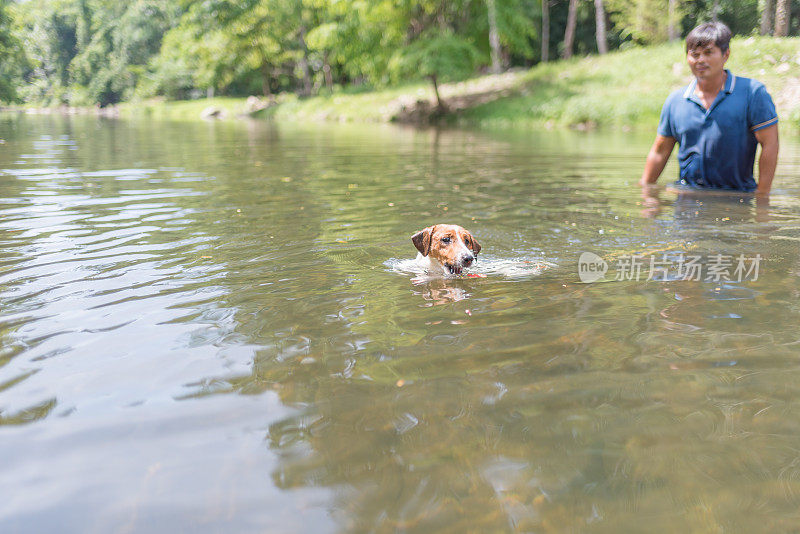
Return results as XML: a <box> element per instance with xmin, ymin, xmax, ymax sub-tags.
<box><xmin>686</xmin><ymin>22</ymin><xmax>732</xmax><ymax>55</ymax></box>
<box><xmin>685</xmin><ymin>22</ymin><xmax>731</xmax><ymax>81</ymax></box>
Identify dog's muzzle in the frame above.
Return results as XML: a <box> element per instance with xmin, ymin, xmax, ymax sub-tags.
<box><xmin>445</xmin><ymin>253</ymin><xmax>476</xmax><ymax>275</ymax></box>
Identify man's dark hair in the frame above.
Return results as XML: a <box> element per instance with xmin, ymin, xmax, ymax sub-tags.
<box><xmin>686</xmin><ymin>22</ymin><xmax>732</xmax><ymax>54</ymax></box>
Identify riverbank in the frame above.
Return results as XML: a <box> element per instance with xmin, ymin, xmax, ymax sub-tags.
<box><xmin>9</xmin><ymin>37</ymin><xmax>800</xmax><ymax>129</ymax></box>
<box><xmin>457</xmin><ymin>36</ymin><xmax>800</xmax><ymax>129</ymax></box>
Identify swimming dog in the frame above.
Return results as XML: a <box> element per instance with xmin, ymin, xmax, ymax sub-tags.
<box><xmin>411</xmin><ymin>224</ymin><xmax>481</xmax><ymax>276</ymax></box>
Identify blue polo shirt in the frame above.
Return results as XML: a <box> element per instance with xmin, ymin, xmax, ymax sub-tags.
<box><xmin>658</xmin><ymin>70</ymin><xmax>778</xmax><ymax>191</ymax></box>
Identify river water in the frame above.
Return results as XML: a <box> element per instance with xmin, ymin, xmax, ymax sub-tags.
<box><xmin>1</xmin><ymin>114</ymin><xmax>800</xmax><ymax>532</ymax></box>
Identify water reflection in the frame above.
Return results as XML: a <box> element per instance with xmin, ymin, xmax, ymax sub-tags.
<box><xmin>2</xmin><ymin>114</ymin><xmax>800</xmax><ymax>531</ymax></box>
<box><xmin>639</xmin><ymin>183</ymin><xmax>773</xmax><ymax>223</ymax></box>
<box><xmin>412</xmin><ymin>278</ymin><xmax>472</xmax><ymax>305</ymax></box>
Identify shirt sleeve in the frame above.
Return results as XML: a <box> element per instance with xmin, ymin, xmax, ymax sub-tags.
<box><xmin>748</xmin><ymin>84</ymin><xmax>778</xmax><ymax>131</ymax></box>
<box><xmin>657</xmin><ymin>95</ymin><xmax>675</xmax><ymax>138</ymax></box>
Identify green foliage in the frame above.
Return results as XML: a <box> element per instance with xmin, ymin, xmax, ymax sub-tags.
<box><xmin>141</xmin><ymin>4</ymin><xmax>239</xmax><ymax>99</ymax></box>
<box><xmin>605</xmin><ymin>0</ymin><xmax>680</xmax><ymax>45</ymax></box>
<box><xmin>108</xmin><ymin>36</ymin><xmax>800</xmax><ymax>129</ymax></box>
<box><xmin>3</xmin><ymin>0</ymin><xmax>797</xmax><ymax>108</ymax></box>
<box><xmin>682</xmin><ymin>0</ymin><xmax>761</xmax><ymax>37</ymax></box>
<box><xmin>606</xmin><ymin>0</ymin><xmax>761</xmax><ymax>46</ymax></box>
<box><xmin>14</xmin><ymin>0</ymin><xmax>81</xmax><ymax>103</ymax></box>
<box><xmin>13</xmin><ymin>0</ymin><xmax>178</xmax><ymax>106</ymax></box>
<box><xmin>69</xmin><ymin>0</ymin><xmax>180</xmax><ymax>105</ymax></box>
<box><xmin>390</xmin><ymin>31</ymin><xmax>481</xmax><ymax>84</ymax></box>
<box><xmin>303</xmin><ymin>2</ymin><xmax>398</xmax><ymax>86</ymax></box>
<box><xmin>0</xmin><ymin>1</ymin><xmax>28</xmax><ymax>103</ymax></box>
<box><xmin>491</xmin><ymin>0</ymin><xmax>538</xmax><ymax>60</ymax></box>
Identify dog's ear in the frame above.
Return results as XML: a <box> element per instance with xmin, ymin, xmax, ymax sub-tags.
<box><xmin>412</xmin><ymin>226</ymin><xmax>435</xmax><ymax>256</ymax></box>
<box><xmin>469</xmin><ymin>234</ymin><xmax>481</xmax><ymax>255</ymax></box>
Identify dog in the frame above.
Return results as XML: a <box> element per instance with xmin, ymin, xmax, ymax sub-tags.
<box><xmin>411</xmin><ymin>224</ymin><xmax>481</xmax><ymax>276</ymax></box>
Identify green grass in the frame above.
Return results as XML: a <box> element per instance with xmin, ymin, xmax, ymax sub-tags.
<box><xmin>459</xmin><ymin>45</ymin><xmax>681</xmax><ymax>128</ymax></box>
<box><xmin>115</xmin><ymin>97</ymin><xmax>250</xmax><ymax>120</ymax></box>
<box><xmin>459</xmin><ymin>36</ymin><xmax>800</xmax><ymax>128</ymax></box>
<box><xmin>106</xmin><ymin>36</ymin><xmax>800</xmax><ymax>128</ymax></box>
<box><xmin>264</xmin><ymin>84</ymin><xmax>432</xmax><ymax>122</ymax></box>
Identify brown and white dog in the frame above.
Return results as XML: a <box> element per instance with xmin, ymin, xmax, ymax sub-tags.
<box><xmin>411</xmin><ymin>224</ymin><xmax>481</xmax><ymax>276</ymax></box>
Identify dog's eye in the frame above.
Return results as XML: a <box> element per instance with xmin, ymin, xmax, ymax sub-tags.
<box><xmin>441</xmin><ymin>237</ymin><xmax>451</xmax><ymax>244</ymax></box>
<box><xmin>464</xmin><ymin>238</ymin><xmax>470</xmax><ymax>246</ymax></box>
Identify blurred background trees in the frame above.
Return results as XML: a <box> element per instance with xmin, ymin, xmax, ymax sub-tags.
<box><xmin>0</xmin><ymin>0</ymin><xmax>795</xmax><ymax>106</ymax></box>
<box><xmin>0</xmin><ymin>0</ymin><xmax>28</xmax><ymax>103</ymax></box>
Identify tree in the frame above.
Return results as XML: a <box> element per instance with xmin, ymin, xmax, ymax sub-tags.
<box><xmin>774</xmin><ymin>0</ymin><xmax>790</xmax><ymax>36</ymax></box>
<box><xmin>384</xmin><ymin>0</ymin><xmax>534</xmax><ymax>112</ymax></box>
<box><xmin>594</xmin><ymin>0</ymin><xmax>609</xmax><ymax>54</ymax></box>
<box><xmin>386</xmin><ymin>0</ymin><xmax>534</xmax><ymax>86</ymax></box>
<box><xmin>68</xmin><ymin>0</ymin><xmax>179</xmax><ymax>106</ymax></box>
<box><xmin>541</xmin><ymin>0</ymin><xmax>550</xmax><ymax>61</ymax></box>
<box><xmin>668</xmin><ymin>0</ymin><xmax>680</xmax><ymax>40</ymax></box>
<box><xmin>306</xmin><ymin>2</ymin><xmax>357</xmax><ymax>94</ymax></box>
<box><xmin>0</xmin><ymin>0</ymin><xmax>27</xmax><ymax>103</ymax></box>
<box><xmin>606</xmin><ymin>0</ymin><xmax>676</xmax><ymax>44</ymax></box>
<box><xmin>190</xmin><ymin>0</ymin><xmax>338</xmax><ymax>96</ymax></box>
<box><xmin>682</xmin><ymin>0</ymin><xmax>760</xmax><ymax>37</ymax></box>
<box><xmin>760</xmin><ymin>0</ymin><xmax>774</xmax><ymax>34</ymax></box>
<box><xmin>10</xmin><ymin>0</ymin><xmax>774</xmax><ymax>108</ymax></box>
<box><xmin>13</xmin><ymin>0</ymin><xmax>179</xmax><ymax>106</ymax></box>
<box><xmin>487</xmin><ymin>0</ymin><xmax>501</xmax><ymax>72</ymax></box>
<box><xmin>488</xmin><ymin>0</ymin><xmax>537</xmax><ymax>65</ymax></box>
<box><xmin>141</xmin><ymin>13</ymin><xmax>236</xmax><ymax>100</ymax></box>
<box><xmin>562</xmin><ymin>0</ymin><xmax>579</xmax><ymax>59</ymax></box>
<box><xmin>390</xmin><ymin>31</ymin><xmax>480</xmax><ymax>113</ymax></box>
<box><xmin>14</xmin><ymin>0</ymin><xmax>82</xmax><ymax>103</ymax></box>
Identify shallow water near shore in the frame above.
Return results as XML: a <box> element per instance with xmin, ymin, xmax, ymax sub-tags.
<box><xmin>2</xmin><ymin>113</ymin><xmax>800</xmax><ymax>532</ymax></box>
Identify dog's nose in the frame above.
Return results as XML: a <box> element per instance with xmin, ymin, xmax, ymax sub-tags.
<box><xmin>462</xmin><ymin>254</ymin><xmax>474</xmax><ymax>267</ymax></box>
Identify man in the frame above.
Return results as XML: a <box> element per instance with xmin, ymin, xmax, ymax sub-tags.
<box><xmin>640</xmin><ymin>22</ymin><xmax>779</xmax><ymax>195</ymax></box>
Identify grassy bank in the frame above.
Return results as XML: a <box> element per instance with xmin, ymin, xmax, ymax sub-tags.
<box><xmin>108</xmin><ymin>37</ymin><xmax>800</xmax><ymax>128</ymax></box>
<box><xmin>459</xmin><ymin>37</ymin><xmax>800</xmax><ymax>128</ymax></box>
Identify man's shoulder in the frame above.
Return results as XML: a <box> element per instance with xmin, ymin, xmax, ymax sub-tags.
<box><xmin>731</xmin><ymin>73</ymin><xmax>769</xmax><ymax>95</ymax></box>
<box><xmin>663</xmin><ymin>85</ymin><xmax>689</xmax><ymax>106</ymax></box>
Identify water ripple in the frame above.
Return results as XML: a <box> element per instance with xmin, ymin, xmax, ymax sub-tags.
<box><xmin>0</xmin><ymin>157</ymin><xmax>252</xmax><ymax>421</ymax></box>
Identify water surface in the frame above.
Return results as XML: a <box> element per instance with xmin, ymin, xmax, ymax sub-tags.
<box><xmin>2</xmin><ymin>114</ymin><xmax>800</xmax><ymax>532</ymax></box>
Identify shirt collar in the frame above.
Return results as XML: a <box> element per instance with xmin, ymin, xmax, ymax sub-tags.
<box><xmin>724</xmin><ymin>70</ymin><xmax>736</xmax><ymax>93</ymax></box>
<box><xmin>683</xmin><ymin>80</ymin><xmax>696</xmax><ymax>99</ymax></box>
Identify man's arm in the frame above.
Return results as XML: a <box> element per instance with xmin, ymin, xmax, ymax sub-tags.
<box><xmin>639</xmin><ymin>135</ymin><xmax>677</xmax><ymax>186</ymax></box>
<box><xmin>754</xmin><ymin>124</ymin><xmax>778</xmax><ymax>196</ymax></box>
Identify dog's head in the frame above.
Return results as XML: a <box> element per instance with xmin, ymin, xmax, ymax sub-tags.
<box><xmin>412</xmin><ymin>224</ymin><xmax>481</xmax><ymax>275</ymax></box>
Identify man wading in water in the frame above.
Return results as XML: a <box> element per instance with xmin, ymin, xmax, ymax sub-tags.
<box><xmin>640</xmin><ymin>22</ymin><xmax>779</xmax><ymax>195</ymax></box>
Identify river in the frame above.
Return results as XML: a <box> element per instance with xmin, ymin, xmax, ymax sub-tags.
<box><xmin>1</xmin><ymin>114</ymin><xmax>800</xmax><ymax>532</ymax></box>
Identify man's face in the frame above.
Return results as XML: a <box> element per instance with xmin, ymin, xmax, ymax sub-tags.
<box><xmin>687</xmin><ymin>43</ymin><xmax>729</xmax><ymax>81</ymax></box>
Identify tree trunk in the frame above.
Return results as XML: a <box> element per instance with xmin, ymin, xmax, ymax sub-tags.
<box><xmin>297</xmin><ymin>26</ymin><xmax>313</xmax><ymax>96</ymax></box>
<box><xmin>562</xmin><ymin>0</ymin><xmax>578</xmax><ymax>60</ymax></box>
<box><xmin>774</xmin><ymin>0</ymin><xmax>790</xmax><ymax>36</ymax></box>
<box><xmin>594</xmin><ymin>0</ymin><xmax>608</xmax><ymax>54</ymax></box>
<box><xmin>541</xmin><ymin>0</ymin><xmax>550</xmax><ymax>62</ymax></box>
<box><xmin>760</xmin><ymin>0</ymin><xmax>774</xmax><ymax>35</ymax></box>
<box><xmin>431</xmin><ymin>74</ymin><xmax>446</xmax><ymax>114</ymax></box>
<box><xmin>259</xmin><ymin>61</ymin><xmax>272</xmax><ymax>97</ymax></box>
<box><xmin>323</xmin><ymin>51</ymin><xmax>333</xmax><ymax>91</ymax></box>
<box><xmin>487</xmin><ymin>0</ymin><xmax>502</xmax><ymax>73</ymax></box>
<box><xmin>668</xmin><ymin>0</ymin><xmax>679</xmax><ymax>41</ymax></box>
